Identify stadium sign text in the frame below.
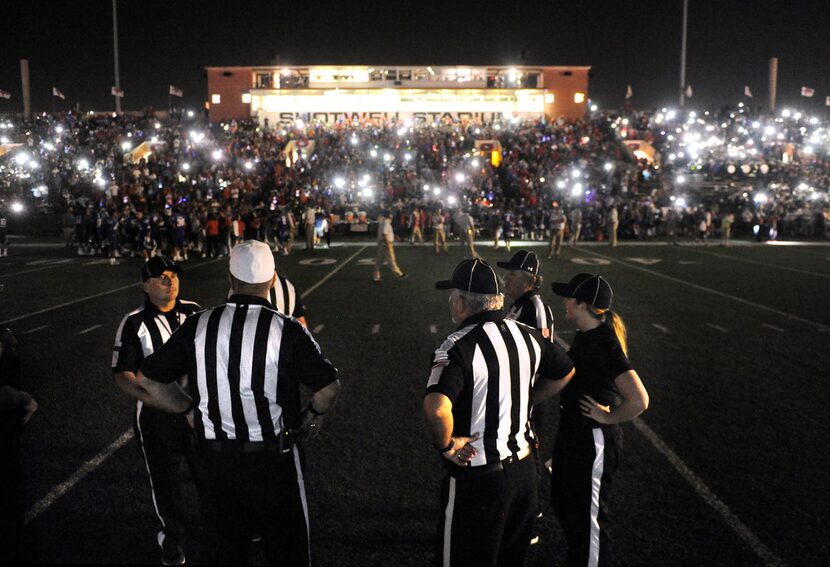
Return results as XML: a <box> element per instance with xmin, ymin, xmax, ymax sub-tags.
<box><xmin>276</xmin><ymin>111</ymin><xmax>515</xmax><ymax>124</ymax></box>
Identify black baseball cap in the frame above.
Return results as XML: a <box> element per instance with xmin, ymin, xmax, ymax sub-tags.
<box><xmin>142</xmin><ymin>256</ymin><xmax>183</xmax><ymax>281</ymax></box>
<box><xmin>436</xmin><ymin>258</ymin><xmax>501</xmax><ymax>295</ymax></box>
<box><xmin>552</xmin><ymin>273</ymin><xmax>613</xmax><ymax>310</ymax></box>
<box><xmin>496</xmin><ymin>250</ymin><xmax>540</xmax><ymax>275</ymax></box>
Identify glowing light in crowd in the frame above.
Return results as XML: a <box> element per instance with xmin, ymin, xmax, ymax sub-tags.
<box><xmin>0</xmin><ymin>137</ymin><xmax>8</xmax><ymax>144</ymax></box>
<box><xmin>571</xmin><ymin>169</ymin><xmax>581</xmax><ymax>178</ymax></box>
<box><xmin>764</xmin><ymin>126</ymin><xmax>776</xmax><ymax>136</ymax></box>
<box><xmin>471</xmin><ymin>158</ymin><xmax>480</xmax><ymax>168</ymax></box>
<box><xmin>244</xmin><ymin>161</ymin><xmax>254</xmax><ymax>170</ymax></box>
<box><xmin>675</xmin><ymin>197</ymin><xmax>687</xmax><ymax>208</ymax></box>
<box><xmin>187</xmin><ymin>110</ymin><xmax>194</xmax><ymax>117</ymax></box>
<box><xmin>404</xmin><ymin>153</ymin><xmax>412</xmax><ymax>161</ymax></box>
<box><xmin>154</xmin><ymin>122</ymin><xmax>161</xmax><ymax>129</ymax></box>
<box><xmin>27</xmin><ymin>160</ymin><xmax>39</xmax><ymax>169</ymax></box>
<box><xmin>798</xmin><ymin>183</ymin><xmax>809</xmax><ymax>191</ymax></box>
<box><xmin>383</xmin><ymin>153</ymin><xmax>393</xmax><ymax>162</ymax></box>
<box><xmin>539</xmin><ymin>177</ymin><xmax>545</xmax><ymax>183</ymax></box>
<box><xmin>448</xmin><ymin>195</ymin><xmax>457</xmax><ymax>205</ymax></box>
<box><xmin>604</xmin><ymin>162</ymin><xmax>613</xmax><ymax>171</ymax></box>
<box><xmin>181</xmin><ymin>163</ymin><xmax>191</xmax><ymax>172</ymax></box>
<box><xmin>211</xmin><ymin>150</ymin><xmax>223</xmax><ymax>161</ymax></box>
<box><xmin>424</xmin><ymin>184</ymin><xmax>430</xmax><ymax>192</ymax></box>
<box><xmin>295</xmin><ymin>119</ymin><xmax>305</xmax><ymax>129</ymax></box>
<box><xmin>397</xmin><ymin>127</ymin><xmax>407</xmax><ymax>136</ymax></box>
<box><xmin>557</xmin><ymin>180</ymin><xmax>566</xmax><ymax>189</ymax></box>
<box><xmin>804</xmin><ymin>146</ymin><xmax>814</xmax><ymax>155</ymax></box>
<box><xmin>350</xmin><ymin>136</ymin><xmax>358</xmax><ymax>145</ymax></box>
<box><xmin>14</xmin><ymin>153</ymin><xmax>29</xmax><ymax>166</ymax></box>
<box><xmin>676</xmin><ymin>175</ymin><xmax>686</xmax><ymax>184</ymax></box>
<box><xmin>334</xmin><ymin>177</ymin><xmax>346</xmax><ymax>189</ymax></box>
<box><xmin>753</xmin><ymin>193</ymin><xmax>767</xmax><ymax>203</ymax></box>
<box><xmin>189</xmin><ymin>131</ymin><xmax>205</xmax><ymax>143</ymax></box>
<box><xmin>55</xmin><ymin>125</ymin><xmax>64</xmax><ymax>133</ymax></box>
<box><xmin>454</xmin><ymin>172</ymin><xmax>465</xmax><ymax>183</ymax></box>
<box><xmin>43</xmin><ymin>142</ymin><xmax>54</xmax><ymax>151</ymax></box>
<box><xmin>77</xmin><ymin>158</ymin><xmax>90</xmax><ymax>170</ymax></box>
<box><xmin>121</xmin><ymin>141</ymin><xmax>132</xmax><ymax>151</ymax></box>
<box><xmin>571</xmin><ymin>183</ymin><xmax>583</xmax><ymax>196</ymax></box>
<box><xmin>665</xmin><ymin>110</ymin><xmax>677</xmax><ymax>121</ymax></box>
<box><xmin>781</xmin><ymin>109</ymin><xmax>791</xmax><ymax>118</ymax></box>
<box><xmin>370</xmin><ymin>149</ymin><xmax>378</xmax><ymax>158</ymax></box>
<box><xmin>590</xmin><ymin>104</ymin><xmax>598</xmax><ymax>112</ymax></box>
<box><xmin>11</xmin><ymin>202</ymin><xmax>24</xmax><ymax>214</ymax></box>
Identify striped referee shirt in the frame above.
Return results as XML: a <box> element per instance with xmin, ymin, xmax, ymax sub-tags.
<box><xmin>505</xmin><ymin>291</ymin><xmax>554</xmax><ymax>342</ymax></box>
<box><xmin>140</xmin><ymin>294</ymin><xmax>337</xmax><ymax>443</ymax></box>
<box><xmin>268</xmin><ymin>274</ymin><xmax>306</xmax><ymax>319</ymax></box>
<box><xmin>426</xmin><ymin>311</ymin><xmax>573</xmax><ymax>467</ymax></box>
<box><xmin>112</xmin><ymin>298</ymin><xmax>202</xmax><ymax>374</ymax></box>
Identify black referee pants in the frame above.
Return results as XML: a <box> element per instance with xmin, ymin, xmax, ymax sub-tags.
<box><xmin>133</xmin><ymin>402</ymin><xmax>203</xmax><ymax>549</ymax></box>
<box><xmin>198</xmin><ymin>445</ymin><xmax>310</xmax><ymax>566</ymax></box>
<box><xmin>436</xmin><ymin>454</ymin><xmax>537</xmax><ymax>567</ymax></box>
<box><xmin>551</xmin><ymin>424</ymin><xmax>622</xmax><ymax>567</ymax></box>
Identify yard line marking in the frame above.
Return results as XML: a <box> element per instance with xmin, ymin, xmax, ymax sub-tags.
<box><xmin>24</xmin><ymin>252</ymin><xmax>358</xmax><ymax>525</ymax></box>
<box><xmin>78</xmin><ymin>324</ymin><xmax>101</xmax><ymax>335</ymax></box>
<box><xmin>761</xmin><ymin>323</ymin><xmax>784</xmax><ymax>333</ymax></box>
<box><xmin>313</xmin><ymin>324</ymin><xmax>325</xmax><ymax>334</ymax></box>
<box><xmin>25</xmin><ymin>259</ymin><xmax>73</xmax><ymax>266</ymax></box>
<box><xmin>24</xmin><ymin>324</ymin><xmax>50</xmax><ymax>334</ymax></box>
<box><xmin>82</xmin><ymin>259</ymin><xmax>111</xmax><ymax>266</ymax></box>
<box><xmin>430</xmin><ymin>324</ymin><xmax>437</xmax><ymax>334</ymax></box>
<box><xmin>25</xmin><ymin>429</ymin><xmax>135</xmax><ymax>525</ymax></box>
<box><xmin>0</xmin><ymin>258</ymin><xmax>224</xmax><ymax>326</ymax></box>
<box><xmin>0</xmin><ymin>262</ymin><xmax>76</xmax><ymax>279</ymax></box>
<box><xmin>632</xmin><ymin>419</ymin><xmax>785</xmax><ymax>566</ymax></box>
<box><xmin>652</xmin><ymin>323</ymin><xmax>670</xmax><ymax>334</ymax></box>
<box><xmin>706</xmin><ymin>323</ymin><xmax>728</xmax><ymax>333</ymax></box>
<box><xmin>578</xmin><ymin>248</ymin><xmax>830</xmax><ymax>331</ymax></box>
<box><xmin>372</xmin><ymin>324</ymin><xmax>380</xmax><ymax>334</ymax></box>
<box><xmin>303</xmin><ymin>245</ymin><xmax>369</xmax><ymax>297</ymax></box>
<box><xmin>552</xmin><ymin>333</ymin><xmax>784</xmax><ymax>566</ymax></box>
<box><xmin>678</xmin><ymin>260</ymin><xmax>703</xmax><ymax>265</ymax></box>
<box><xmin>687</xmin><ymin>247</ymin><xmax>830</xmax><ymax>279</ymax></box>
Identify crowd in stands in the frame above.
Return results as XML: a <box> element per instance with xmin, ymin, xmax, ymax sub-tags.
<box><xmin>0</xmin><ymin>101</ymin><xmax>827</xmax><ymax>259</ymax></box>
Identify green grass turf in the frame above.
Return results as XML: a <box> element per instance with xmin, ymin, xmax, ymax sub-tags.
<box><xmin>3</xmin><ymin>239</ymin><xmax>829</xmax><ymax>565</ymax></box>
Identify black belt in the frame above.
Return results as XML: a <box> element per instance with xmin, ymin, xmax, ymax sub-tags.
<box><xmin>451</xmin><ymin>451</ymin><xmax>532</xmax><ymax>478</ymax></box>
<box><xmin>199</xmin><ymin>435</ymin><xmax>293</xmax><ymax>454</ymax></box>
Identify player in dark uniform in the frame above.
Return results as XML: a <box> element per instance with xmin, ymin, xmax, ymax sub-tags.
<box><xmin>112</xmin><ymin>257</ymin><xmax>203</xmax><ymax>565</ymax></box>
<box><xmin>550</xmin><ymin>273</ymin><xmax>650</xmax><ymax>566</ymax></box>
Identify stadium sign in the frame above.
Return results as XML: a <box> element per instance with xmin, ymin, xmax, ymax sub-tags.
<box><xmin>271</xmin><ymin>111</ymin><xmax>523</xmax><ymax>124</ymax></box>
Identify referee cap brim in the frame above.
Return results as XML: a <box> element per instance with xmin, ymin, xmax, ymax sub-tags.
<box><xmin>142</xmin><ymin>256</ymin><xmax>183</xmax><ymax>281</ymax></box>
<box><xmin>435</xmin><ymin>258</ymin><xmax>501</xmax><ymax>295</ymax></box>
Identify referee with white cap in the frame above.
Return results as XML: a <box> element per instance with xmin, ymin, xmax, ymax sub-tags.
<box><xmin>424</xmin><ymin>258</ymin><xmax>575</xmax><ymax>566</ymax></box>
<box><xmin>129</xmin><ymin>240</ymin><xmax>341</xmax><ymax>565</ymax></box>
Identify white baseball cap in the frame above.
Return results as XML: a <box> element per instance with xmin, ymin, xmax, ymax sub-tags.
<box><xmin>229</xmin><ymin>240</ymin><xmax>275</xmax><ymax>284</ymax></box>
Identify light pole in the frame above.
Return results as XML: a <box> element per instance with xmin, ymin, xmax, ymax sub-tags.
<box><xmin>112</xmin><ymin>0</ymin><xmax>121</xmax><ymax>113</ymax></box>
<box><xmin>679</xmin><ymin>0</ymin><xmax>688</xmax><ymax>107</ymax></box>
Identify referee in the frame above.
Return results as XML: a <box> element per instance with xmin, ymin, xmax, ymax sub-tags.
<box><xmin>269</xmin><ymin>269</ymin><xmax>308</xmax><ymax>327</ymax></box>
<box><xmin>424</xmin><ymin>258</ymin><xmax>575</xmax><ymax>566</ymax></box>
<box><xmin>130</xmin><ymin>240</ymin><xmax>340</xmax><ymax>565</ymax></box>
<box><xmin>112</xmin><ymin>256</ymin><xmax>202</xmax><ymax>566</ymax></box>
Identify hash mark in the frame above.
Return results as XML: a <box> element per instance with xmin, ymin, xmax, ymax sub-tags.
<box><xmin>429</xmin><ymin>324</ymin><xmax>437</xmax><ymax>334</ymax></box>
<box><xmin>706</xmin><ymin>324</ymin><xmax>728</xmax><ymax>333</ymax></box>
<box><xmin>24</xmin><ymin>324</ymin><xmax>50</xmax><ymax>334</ymax></box>
<box><xmin>761</xmin><ymin>323</ymin><xmax>784</xmax><ymax>333</ymax></box>
<box><xmin>78</xmin><ymin>324</ymin><xmax>102</xmax><ymax>335</ymax></box>
<box><xmin>652</xmin><ymin>323</ymin><xmax>670</xmax><ymax>334</ymax></box>
<box><xmin>371</xmin><ymin>324</ymin><xmax>380</xmax><ymax>334</ymax></box>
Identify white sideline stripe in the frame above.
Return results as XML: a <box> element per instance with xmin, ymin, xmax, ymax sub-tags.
<box><xmin>303</xmin><ymin>245</ymin><xmax>368</xmax><ymax>297</ymax></box>
<box><xmin>77</xmin><ymin>324</ymin><xmax>101</xmax><ymax>335</ymax></box>
<box><xmin>24</xmin><ymin>252</ymin><xmax>361</xmax><ymax>525</ymax></box>
<box><xmin>553</xmin><ymin>331</ymin><xmax>784</xmax><ymax>566</ymax></box>
<box><xmin>578</xmin><ymin>248</ymin><xmax>830</xmax><ymax>331</ymax></box>
<box><xmin>706</xmin><ymin>324</ymin><xmax>728</xmax><ymax>333</ymax></box>
<box><xmin>443</xmin><ymin>477</ymin><xmax>456</xmax><ymax>567</ymax></box>
<box><xmin>25</xmin><ymin>429</ymin><xmax>134</xmax><ymax>525</ymax></box>
<box><xmin>688</xmin><ymin>247</ymin><xmax>830</xmax><ymax>279</ymax></box>
<box><xmin>761</xmin><ymin>323</ymin><xmax>784</xmax><ymax>333</ymax></box>
<box><xmin>26</xmin><ymin>259</ymin><xmax>73</xmax><ymax>266</ymax></box>
<box><xmin>372</xmin><ymin>324</ymin><xmax>380</xmax><ymax>334</ymax></box>
<box><xmin>430</xmin><ymin>324</ymin><xmax>437</xmax><ymax>334</ymax></box>
<box><xmin>632</xmin><ymin>419</ymin><xmax>785</xmax><ymax>566</ymax></box>
<box><xmin>24</xmin><ymin>324</ymin><xmax>50</xmax><ymax>334</ymax></box>
<box><xmin>0</xmin><ymin>258</ymin><xmax>224</xmax><ymax>326</ymax></box>
<box><xmin>652</xmin><ymin>323</ymin><xmax>670</xmax><ymax>334</ymax></box>
<box><xmin>313</xmin><ymin>324</ymin><xmax>325</xmax><ymax>334</ymax></box>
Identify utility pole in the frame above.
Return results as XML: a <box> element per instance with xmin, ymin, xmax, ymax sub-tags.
<box><xmin>679</xmin><ymin>0</ymin><xmax>688</xmax><ymax>107</ymax></box>
<box><xmin>768</xmin><ymin>57</ymin><xmax>778</xmax><ymax>113</ymax></box>
<box><xmin>112</xmin><ymin>0</ymin><xmax>121</xmax><ymax>113</ymax></box>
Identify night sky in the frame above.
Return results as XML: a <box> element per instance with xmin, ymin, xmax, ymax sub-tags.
<box><xmin>2</xmin><ymin>0</ymin><xmax>829</xmax><ymax>115</ymax></box>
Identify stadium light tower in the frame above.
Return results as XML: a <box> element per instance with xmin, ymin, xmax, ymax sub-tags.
<box><xmin>679</xmin><ymin>0</ymin><xmax>688</xmax><ymax>107</ymax></box>
<box><xmin>112</xmin><ymin>0</ymin><xmax>121</xmax><ymax>113</ymax></box>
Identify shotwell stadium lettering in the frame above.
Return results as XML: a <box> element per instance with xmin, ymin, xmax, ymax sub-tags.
<box><xmin>275</xmin><ymin>111</ymin><xmax>527</xmax><ymax>123</ymax></box>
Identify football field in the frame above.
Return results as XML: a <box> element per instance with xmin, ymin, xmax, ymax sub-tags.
<box><xmin>3</xmin><ymin>237</ymin><xmax>829</xmax><ymax>566</ymax></box>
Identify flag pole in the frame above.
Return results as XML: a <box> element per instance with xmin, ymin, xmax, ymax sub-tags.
<box><xmin>679</xmin><ymin>0</ymin><xmax>688</xmax><ymax>107</ymax></box>
<box><xmin>112</xmin><ymin>0</ymin><xmax>121</xmax><ymax>113</ymax></box>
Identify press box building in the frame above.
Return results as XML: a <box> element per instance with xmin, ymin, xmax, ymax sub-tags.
<box><xmin>205</xmin><ymin>65</ymin><xmax>590</xmax><ymax>124</ymax></box>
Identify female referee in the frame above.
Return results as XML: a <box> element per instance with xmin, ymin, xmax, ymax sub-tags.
<box><xmin>549</xmin><ymin>273</ymin><xmax>649</xmax><ymax>567</ymax></box>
